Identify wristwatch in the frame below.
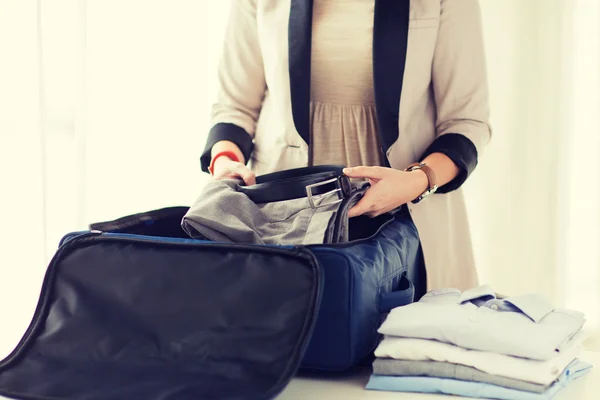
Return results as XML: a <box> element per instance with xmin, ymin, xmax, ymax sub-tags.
<box><xmin>404</xmin><ymin>162</ymin><xmax>438</xmax><ymax>204</ymax></box>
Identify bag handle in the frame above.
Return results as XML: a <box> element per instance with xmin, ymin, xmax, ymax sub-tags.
<box><xmin>379</xmin><ymin>274</ymin><xmax>414</xmax><ymax>314</ymax></box>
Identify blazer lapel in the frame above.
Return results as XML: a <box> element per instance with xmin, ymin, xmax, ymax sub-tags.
<box><xmin>373</xmin><ymin>0</ymin><xmax>410</xmax><ymax>159</ymax></box>
<box><xmin>288</xmin><ymin>0</ymin><xmax>314</xmax><ymax>147</ymax></box>
<box><xmin>288</xmin><ymin>0</ymin><xmax>410</xmax><ymax>161</ymax></box>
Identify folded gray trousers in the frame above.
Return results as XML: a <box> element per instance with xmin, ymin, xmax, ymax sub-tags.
<box><xmin>181</xmin><ymin>178</ymin><xmax>369</xmax><ymax>245</ymax></box>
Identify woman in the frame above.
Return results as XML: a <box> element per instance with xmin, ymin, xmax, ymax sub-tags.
<box><xmin>200</xmin><ymin>0</ymin><xmax>491</xmax><ymax>293</ymax></box>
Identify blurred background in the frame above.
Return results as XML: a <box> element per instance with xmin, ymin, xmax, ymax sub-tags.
<box><xmin>1</xmin><ymin>0</ymin><xmax>599</xmax><ymax>357</ymax></box>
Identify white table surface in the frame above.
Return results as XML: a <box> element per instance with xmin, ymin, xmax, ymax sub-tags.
<box><xmin>0</xmin><ymin>353</ymin><xmax>596</xmax><ymax>399</ymax></box>
<box><xmin>277</xmin><ymin>350</ymin><xmax>599</xmax><ymax>400</ymax></box>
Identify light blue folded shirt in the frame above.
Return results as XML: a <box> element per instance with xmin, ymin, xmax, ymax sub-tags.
<box><xmin>366</xmin><ymin>359</ymin><xmax>592</xmax><ymax>400</ymax></box>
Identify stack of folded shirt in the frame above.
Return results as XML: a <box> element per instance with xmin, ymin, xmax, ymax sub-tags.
<box><xmin>366</xmin><ymin>285</ymin><xmax>593</xmax><ymax>400</ymax></box>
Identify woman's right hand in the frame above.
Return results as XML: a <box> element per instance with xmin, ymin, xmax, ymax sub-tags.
<box><xmin>211</xmin><ymin>157</ymin><xmax>256</xmax><ymax>186</ymax></box>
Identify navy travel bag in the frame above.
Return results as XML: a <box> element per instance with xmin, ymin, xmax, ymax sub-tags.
<box><xmin>0</xmin><ymin>174</ymin><xmax>422</xmax><ymax>400</ymax></box>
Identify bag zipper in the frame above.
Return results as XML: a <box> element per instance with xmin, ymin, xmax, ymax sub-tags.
<box><xmin>96</xmin><ymin>232</ymin><xmax>297</xmax><ymax>250</ymax></box>
<box><xmin>60</xmin><ymin>210</ymin><xmax>399</xmax><ymax>253</ymax></box>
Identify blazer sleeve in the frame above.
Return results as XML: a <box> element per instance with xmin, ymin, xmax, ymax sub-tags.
<box><xmin>200</xmin><ymin>0</ymin><xmax>267</xmax><ymax>172</ymax></box>
<box><xmin>421</xmin><ymin>0</ymin><xmax>492</xmax><ymax>192</ymax></box>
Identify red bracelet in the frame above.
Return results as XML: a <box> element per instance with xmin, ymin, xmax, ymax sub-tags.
<box><xmin>208</xmin><ymin>150</ymin><xmax>241</xmax><ymax>175</ymax></box>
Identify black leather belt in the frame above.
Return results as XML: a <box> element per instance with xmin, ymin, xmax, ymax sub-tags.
<box><xmin>238</xmin><ymin>165</ymin><xmax>352</xmax><ymax>207</ymax></box>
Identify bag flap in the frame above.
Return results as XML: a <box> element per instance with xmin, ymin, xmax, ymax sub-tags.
<box><xmin>0</xmin><ymin>233</ymin><xmax>323</xmax><ymax>400</ymax></box>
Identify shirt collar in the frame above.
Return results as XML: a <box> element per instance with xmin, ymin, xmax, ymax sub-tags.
<box><xmin>423</xmin><ymin>286</ymin><xmax>555</xmax><ymax>323</ymax></box>
<box><xmin>456</xmin><ymin>286</ymin><xmax>554</xmax><ymax>322</ymax></box>
<box><xmin>502</xmin><ymin>294</ymin><xmax>555</xmax><ymax>323</ymax></box>
<box><xmin>457</xmin><ymin>285</ymin><xmax>496</xmax><ymax>305</ymax></box>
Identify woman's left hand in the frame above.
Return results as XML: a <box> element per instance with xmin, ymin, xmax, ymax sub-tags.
<box><xmin>342</xmin><ymin>166</ymin><xmax>429</xmax><ymax>218</ymax></box>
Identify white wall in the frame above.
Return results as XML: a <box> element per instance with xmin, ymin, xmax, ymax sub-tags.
<box><xmin>0</xmin><ymin>0</ymin><xmax>231</xmax><ymax>359</ymax></box>
<box><xmin>468</xmin><ymin>0</ymin><xmax>568</xmax><ymax>299</ymax></box>
<box><xmin>471</xmin><ymin>0</ymin><xmax>600</xmax><ymax>329</ymax></box>
<box><xmin>0</xmin><ymin>0</ymin><xmax>48</xmax><ymax>361</ymax></box>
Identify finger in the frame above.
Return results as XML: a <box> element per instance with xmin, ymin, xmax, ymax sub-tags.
<box><xmin>235</xmin><ymin>165</ymin><xmax>256</xmax><ymax>186</ymax></box>
<box><xmin>243</xmin><ymin>171</ymin><xmax>256</xmax><ymax>186</ymax></box>
<box><xmin>348</xmin><ymin>184</ymin><xmax>379</xmax><ymax>217</ymax></box>
<box><xmin>347</xmin><ymin>205</ymin><xmax>363</xmax><ymax>218</ymax></box>
<box><xmin>348</xmin><ymin>197</ymin><xmax>371</xmax><ymax>218</ymax></box>
<box><xmin>367</xmin><ymin>209</ymin><xmax>383</xmax><ymax>218</ymax></box>
<box><xmin>343</xmin><ymin>166</ymin><xmax>384</xmax><ymax>180</ymax></box>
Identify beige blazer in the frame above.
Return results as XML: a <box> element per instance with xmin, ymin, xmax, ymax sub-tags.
<box><xmin>209</xmin><ymin>0</ymin><xmax>492</xmax><ymax>291</ymax></box>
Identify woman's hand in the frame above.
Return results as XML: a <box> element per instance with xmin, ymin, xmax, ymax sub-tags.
<box><xmin>211</xmin><ymin>157</ymin><xmax>256</xmax><ymax>186</ymax></box>
<box><xmin>342</xmin><ymin>166</ymin><xmax>429</xmax><ymax>218</ymax></box>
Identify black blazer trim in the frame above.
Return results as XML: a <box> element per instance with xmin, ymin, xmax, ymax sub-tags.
<box><xmin>200</xmin><ymin>123</ymin><xmax>255</xmax><ymax>173</ymax></box>
<box><xmin>287</xmin><ymin>0</ymin><xmax>410</xmax><ymax>162</ymax></box>
<box><xmin>288</xmin><ymin>0</ymin><xmax>315</xmax><ymax>147</ymax></box>
<box><xmin>420</xmin><ymin>133</ymin><xmax>479</xmax><ymax>193</ymax></box>
<box><xmin>373</xmin><ymin>0</ymin><xmax>410</xmax><ymax>161</ymax></box>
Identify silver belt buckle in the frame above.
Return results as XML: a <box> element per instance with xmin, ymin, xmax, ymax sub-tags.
<box><xmin>305</xmin><ymin>177</ymin><xmax>344</xmax><ymax>209</ymax></box>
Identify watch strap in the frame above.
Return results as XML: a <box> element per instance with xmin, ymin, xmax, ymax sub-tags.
<box><xmin>405</xmin><ymin>162</ymin><xmax>438</xmax><ymax>203</ymax></box>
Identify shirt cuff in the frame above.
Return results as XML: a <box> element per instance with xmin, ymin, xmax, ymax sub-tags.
<box><xmin>200</xmin><ymin>123</ymin><xmax>254</xmax><ymax>173</ymax></box>
<box><xmin>420</xmin><ymin>133</ymin><xmax>478</xmax><ymax>193</ymax></box>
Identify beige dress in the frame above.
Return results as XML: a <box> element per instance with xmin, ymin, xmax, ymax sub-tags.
<box><xmin>309</xmin><ymin>0</ymin><xmax>384</xmax><ymax>168</ymax></box>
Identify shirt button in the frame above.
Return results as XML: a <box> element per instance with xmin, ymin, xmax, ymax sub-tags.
<box><xmin>490</xmin><ymin>304</ymin><xmax>499</xmax><ymax>311</ymax></box>
<box><xmin>468</xmin><ymin>315</ymin><xmax>477</xmax><ymax>322</ymax></box>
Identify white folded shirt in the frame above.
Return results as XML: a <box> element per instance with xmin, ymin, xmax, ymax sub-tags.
<box><xmin>374</xmin><ymin>332</ymin><xmax>585</xmax><ymax>386</ymax></box>
<box><xmin>377</xmin><ymin>286</ymin><xmax>586</xmax><ymax>360</ymax></box>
